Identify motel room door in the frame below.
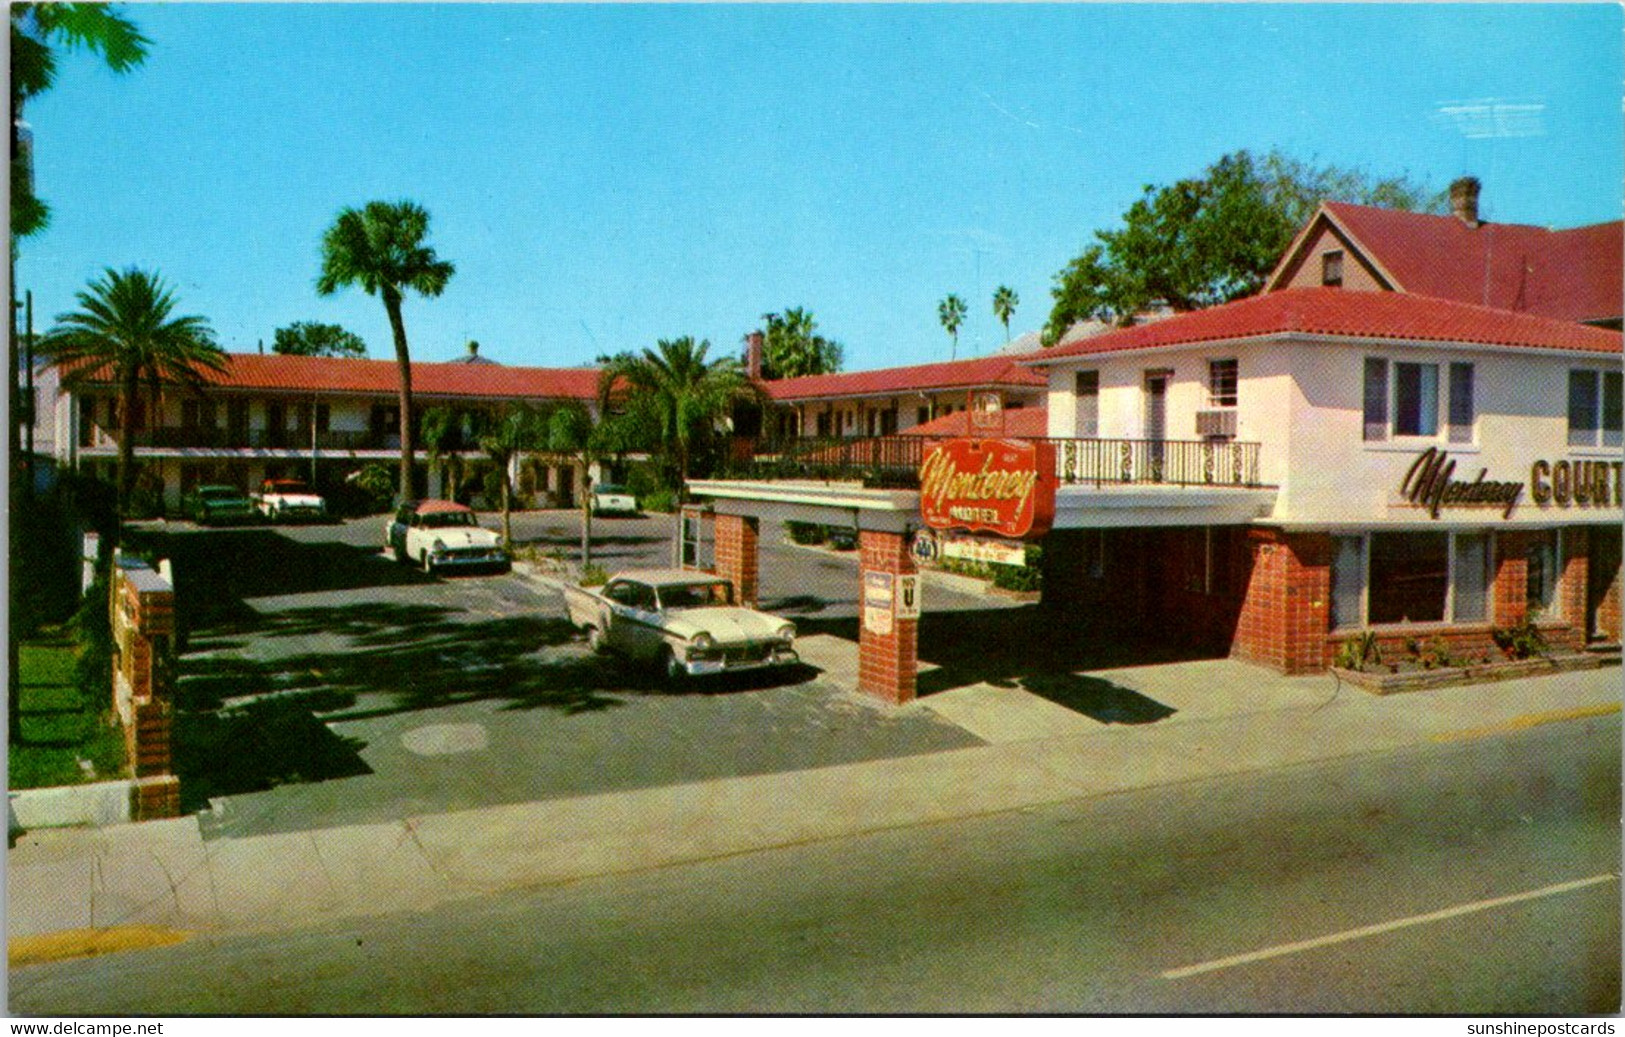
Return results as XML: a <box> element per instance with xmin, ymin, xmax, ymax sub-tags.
<box><xmin>1587</xmin><ymin>526</ymin><xmax>1621</xmax><ymax>643</ymax></box>
<box><xmin>1144</xmin><ymin>370</ymin><xmax>1170</xmax><ymax>481</ymax></box>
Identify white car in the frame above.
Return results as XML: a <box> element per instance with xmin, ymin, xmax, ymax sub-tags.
<box><xmin>566</xmin><ymin>569</ymin><xmax>798</xmax><ymax>680</ymax></box>
<box><xmin>386</xmin><ymin>500</ymin><xmax>511</xmax><ymax>575</ymax></box>
<box><xmin>590</xmin><ymin>483</ymin><xmax>639</xmax><ymax>516</ymax></box>
<box><xmin>255</xmin><ymin>478</ymin><xmax>327</xmax><ymax>522</ymax></box>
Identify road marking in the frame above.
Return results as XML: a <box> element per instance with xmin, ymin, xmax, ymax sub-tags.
<box><xmin>1432</xmin><ymin>702</ymin><xmax>1620</xmax><ymax>744</ymax></box>
<box><xmin>10</xmin><ymin>926</ymin><xmax>193</xmax><ymax>967</ymax></box>
<box><xmin>1161</xmin><ymin>873</ymin><xmax>1619</xmax><ymax>980</ymax></box>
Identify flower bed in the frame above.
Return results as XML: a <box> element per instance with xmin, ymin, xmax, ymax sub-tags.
<box><xmin>1331</xmin><ymin>652</ymin><xmax>1604</xmax><ymax>695</ymax></box>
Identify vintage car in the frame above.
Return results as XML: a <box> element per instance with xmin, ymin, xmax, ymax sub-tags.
<box><xmin>590</xmin><ymin>482</ymin><xmax>639</xmax><ymax>517</ymax></box>
<box><xmin>564</xmin><ymin>568</ymin><xmax>798</xmax><ymax>680</ymax></box>
<box><xmin>386</xmin><ymin>500</ymin><xmax>510</xmax><ymax>575</ymax></box>
<box><xmin>254</xmin><ymin>478</ymin><xmax>328</xmax><ymax>522</ymax></box>
<box><xmin>184</xmin><ymin>484</ymin><xmax>256</xmax><ymax>525</ymax></box>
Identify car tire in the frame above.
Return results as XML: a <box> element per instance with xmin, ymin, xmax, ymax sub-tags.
<box><xmin>586</xmin><ymin>624</ymin><xmax>607</xmax><ymax>654</ymax></box>
<box><xmin>661</xmin><ymin>646</ymin><xmax>687</xmax><ymax>684</ymax></box>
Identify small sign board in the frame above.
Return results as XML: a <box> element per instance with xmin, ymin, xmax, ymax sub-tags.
<box><xmin>896</xmin><ymin>575</ymin><xmax>921</xmax><ymax>620</ymax></box>
<box><xmin>863</xmin><ymin>570</ymin><xmax>895</xmax><ymax>636</ymax></box>
<box><xmin>969</xmin><ymin>391</ymin><xmax>1004</xmax><ymax>434</ymax></box>
<box><xmin>943</xmin><ymin>536</ymin><xmax>1028</xmax><ymax>567</ymax></box>
<box><xmin>909</xmin><ymin>529</ymin><xmax>939</xmax><ymax>564</ymax></box>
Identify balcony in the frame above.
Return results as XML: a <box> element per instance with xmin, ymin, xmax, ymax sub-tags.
<box><xmin>723</xmin><ymin>435</ymin><xmax>1265</xmax><ymax>490</ymax></box>
<box><xmin>90</xmin><ymin>427</ymin><xmax>416</xmax><ymax>452</ymax></box>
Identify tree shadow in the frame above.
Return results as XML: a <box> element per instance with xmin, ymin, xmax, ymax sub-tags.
<box><xmin>173</xmin><ymin>694</ymin><xmax>374</xmax><ymax>814</ymax></box>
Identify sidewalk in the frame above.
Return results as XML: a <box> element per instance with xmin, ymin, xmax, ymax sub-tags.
<box><xmin>8</xmin><ymin>656</ymin><xmax>1619</xmax><ymax>957</ymax></box>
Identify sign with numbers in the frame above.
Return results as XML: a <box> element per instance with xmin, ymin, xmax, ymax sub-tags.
<box><xmin>896</xmin><ymin>574</ymin><xmax>921</xmax><ymax>620</ymax></box>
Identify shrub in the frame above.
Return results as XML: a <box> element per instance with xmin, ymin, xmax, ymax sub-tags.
<box><xmin>352</xmin><ymin>463</ymin><xmax>396</xmax><ymax>508</ymax></box>
<box><xmin>642</xmin><ymin>489</ymin><xmax>678</xmax><ymax>514</ymax></box>
<box><xmin>72</xmin><ymin>581</ymin><xmax>113</xmax><ymax>708</ymax></box>
<box><xmin>1334</xmin><ymin>630</ymin><xmax>1382</xmax><ymax>671</ymax></box>
<box><xmin>785</xmin><ymin>521</ymin><xmax>825</xmax><ymax>545</ymax></box>
<box><xmin>1492</xmin><ymin>615</ymin><xmax>1549</xmax><ymax>660</ymax></box>
<box><xmin>993</xmin><ymin>562</ymin><xmax>1042</xmax><ymax>592</ymax></box>
<box><xmin>579</xmin><ymin>563</ymin><xmax>609</xmax><ymax>587</ymax></box>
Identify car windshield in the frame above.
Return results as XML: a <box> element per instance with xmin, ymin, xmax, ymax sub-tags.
<box><xmin>419</xmin><ymin>511</ymin><xmax>476</xmax><ymax>528</ymax></box>
<box><xmin>657</xmin><ymin>582</ymin><xmax>733</xmax><ymax>610</ymax></box>
<box><xmin>595</xmin><ymin>484</ymin><xmax>626</xmax><ymax>494</ymax></box>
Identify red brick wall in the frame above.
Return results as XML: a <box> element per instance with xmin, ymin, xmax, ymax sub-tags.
<box><xmin>1231</xmin><ymin>529</ymin><xmax>1334</xmax><ymax>674</ymax></box>
<box><xmin>857</xmin><ymin>530</ymin><xmax>918</xmax><ymax>705</ymax></box>
<box><xmin>110</xmin><ymin>568</ymin><xmax>181</xmax><ymax>819</ymax></box>
<box><xmin>714</xmin><ymin>514</ymin><xmax>760</xmax><ymax>608</ymax></box>
<box><xmin>1596</xmin><ymin>527</ymin><xmax>1622</xmax><ymax>643</ymax></box>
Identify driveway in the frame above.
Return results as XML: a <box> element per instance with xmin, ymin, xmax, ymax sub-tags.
<box><xmin>124</xmin><ymin>514</ymin><xmax>982</xmax><ymax>840</ymax></box>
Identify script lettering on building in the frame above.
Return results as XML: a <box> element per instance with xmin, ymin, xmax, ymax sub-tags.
<box><xmin>1400</xmin><ymin>447</ymin><xmax>1524</xmax><ymax>519</ymax></box>
<box><xmin>919</xmin><ymin>438</ymin><xmax>1056</xmax><ymax>539</ymax></box>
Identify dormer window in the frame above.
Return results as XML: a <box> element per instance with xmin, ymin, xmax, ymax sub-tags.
<box><xmin>1322</xmin><ymin>250</ymin><xmax>1344</xmax><ymax>288</ymax></box>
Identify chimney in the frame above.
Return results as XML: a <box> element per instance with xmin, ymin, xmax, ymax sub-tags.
<box><xmin>744</xmin><ymin>330</ymin><xmax>764</xmax><ymax>379</ymax></box>
<box><xmin>1450</xmin><ymin>177</ymin><xmax>1481</xmax><ymax>227</ymax></box>
<box><xmin>466</xmin><ymin>339</ymin><xmax>480</xmax><ymax>358</ymax></box>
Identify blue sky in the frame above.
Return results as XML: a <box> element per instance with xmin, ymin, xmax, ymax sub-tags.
<box><xmin>16</xmin><ymin>3</ymin><xmax>1622</xmax><ymax>372</ymax></box>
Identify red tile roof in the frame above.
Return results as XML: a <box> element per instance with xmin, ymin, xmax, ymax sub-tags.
<box><xmin>901</xmin><ymin>406</ymin><xmax>1050</xmax><ymax>438</ymax></box>
<box><xmin>187</xmin><ymin>354</ymin><xmax>603</xmax><ymax>399</ymax></box>
<box><xmin>1282</xmin><ymin>202</ymin><xmax>1622</xmax><ymax>324</ymax></box>
<box><xmin>761</xmin><ymin>355</ymin><xmax>1046</xmax><ymax>402</ymax></box>
<box><xmin>1030</xmin><ymin>287</ymin><xmax>1622</xmax><ymax>364</ymax></box>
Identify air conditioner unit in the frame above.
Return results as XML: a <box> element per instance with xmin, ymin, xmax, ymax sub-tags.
<box><xmin>1195</xmin><ymin>408</ymin><xmax>1237</xmax><ymax>439</ymax></box>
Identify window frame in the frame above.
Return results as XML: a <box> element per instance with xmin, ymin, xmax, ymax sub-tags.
<box><xmin>1207</xmin><ymin>358</ymin><xmax>1238</xmax><ymax>409</ymax></box>
<box><xmin>1321</xmin><ymin>249</ymin><xmax>1344</xmax><ymax>288</ymax></box>
<box><xmin>1329</xmin><ymin>529</ymin><xmax>1500</xmax><ymax>631</ymax></box>
<box><xmin>1074</xmin><ymin>370</ymin><xmax>1100</xmax><ymax>438</ymax></box>
<box><xmin>1363</xmin><ymin>355</ymin><xmax>1463</xmax><ymax>446</ymax></box>
<box><xmin>1568</xmin><ymin>368</ymin><xmax>1623</xmax><ymax>450</ymax></box>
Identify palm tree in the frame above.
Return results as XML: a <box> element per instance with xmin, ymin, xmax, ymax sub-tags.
<box><xmin>317</xmin><ymin>200</ymin><xmax>455</xmax><ymax>503</ymax></box>
<box><xmin>992</xmin><ymin>285</ymin><xmax>1019</xmax><ymax>344</ymax></box>
<box><xmin>12</xmin><ymin>3</ymin><xmax>150</xmax><ymax>239</ymax></box>
<box><xmin>597</xmin><ymin>337</ymin><xmax>754</xmax><ymax>500</ymax></box>
<box><xmin>477</xmin><ymin>405</ymin><xmax>546</xmax><ymax>548</ymax></box>
<box><xmin>938</xmin><ymin>294</ymin><xmax>967</xmax><ymax>360</ymax></box>
<box><xmin>420</xmin><ymin>405</ymin><xmax>465</xmax><ymax>501</ymax></box>
<box><xmin>40</xmin><ymin>267</ymin><xmax>223</xmax><ymax>521</ymax></box>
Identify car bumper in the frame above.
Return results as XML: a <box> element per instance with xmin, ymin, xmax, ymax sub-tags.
<box><xmin>268</xmin><ymin>505</ymin><xmax>326</xmax><ymax>520</ymax></box>
<box><xmin>594</xmin><ymin>500</ymin><xmax>638</xmax><ymax>514</ymax></box>
<box><xmin>429</xmin><ymin>551</ymin><xmax>511</xmax><ymax>571</ymax></box>
<box><xmin>681</xmin><ymin>647</ymin><xmax>799</xmax><ymax>677</ymax></box>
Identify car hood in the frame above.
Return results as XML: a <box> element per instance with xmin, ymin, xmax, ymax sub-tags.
<box><xmin>664</xmin><ymin>607</ymin><xmax>787</xmax><ymax>643</ymax></box>
<box><xmin>426</xmin><ymin>528</ymin><xmax>502</xmax><ymax>550</ymax></box>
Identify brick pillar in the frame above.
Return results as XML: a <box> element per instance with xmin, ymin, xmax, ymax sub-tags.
<box><xmin>111</xmin><ymin>564</ymin><xmax>182</xmax><ymax>820</ymax></box>
<box><xmin>1493</xmin><ymin>531</ymin><xmax>1531</xmax><ymax>626</ymax></box>
<box><xmin>714</xmin><ymin>514</ymin><xmax>760</xmax><ymax>608</ymax></box>
<box><xmin>1597</xmin><ymin>528</ymin><xmax>1622</xmax><ymax>643</ymax></box>
<box><xmin>1556</xmin><ymin>526</ymin><xmax>1590</xmax><ymax>652</ymax></box>
<box><xmin>1232</xmin><ymin>529</ymin><xmax>1332</xmax><ymax>674</ymax></box>
<box><xmin>858</xmin><ymin>530</ymin><xmax>918</xmax><ymax>705</ymax></box>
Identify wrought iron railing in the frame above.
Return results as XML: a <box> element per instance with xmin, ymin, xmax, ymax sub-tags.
<box><xmin>112</xmin><ymin>427</ymin><xmax>410</xmax><ymax>451</ymax></box>
<box><xmin>722</xmin><ymin>435</ymin><xmax>1265</xmax><ymax>490</ymax></box>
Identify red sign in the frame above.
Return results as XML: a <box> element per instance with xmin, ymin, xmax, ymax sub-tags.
<box><xmin>919</xmin><ymin>438</ymin><xmax>1056</xmax><ymax>540</ymax></box>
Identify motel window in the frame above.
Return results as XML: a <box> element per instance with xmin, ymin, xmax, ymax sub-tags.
<box><xmin>1526</xmin><ymin>530</ymin><xmax>1560</xmax><ymax>617</ymax></box>
<box><xmin>1447</xmin><ymin>363</ymin><xmax>1475</xmax><ymax>444</ymax></box>
<box><xmin>1075</xmin><ymin>371</ymin><xmax>1099</xmax><ymax>438</ymax></box>
<box><xmin>1322</xmin><ymin>250</ymin><xmax>1344</xmax><ymax>288</ymax></box>
<box><xmin>1368</xmin><ymin>531</ymin><xmax>1449</xmax><ymax>625</ymax></box>
<box><xmin>1331</xmin><ymin>536</ymin><xmax>1366</xmax><ymax>630</ymax></box>
<box><xmin>1569</xmin><ymin>370</ymin><xmax>1623</xmax><ymax>448</ymax></box>
<box><xmin>1393</xmin><ymin>363</ymin><xmax>1439</xmax><ymax>437</ymax></box>
<box><xmin>1362</xmin><ymin>359</ymin><xmax>1389</xmax><ymax>441</ymax></box>
<box><xmin>917</xmin><ymin>406</ymin><xmax>929</xmax><ymax>427</ymax></box>
<box><xmin>1207</xmin><ymin>359</ymin><xmax>1238</xmax><ymax>409</ymax></box>
<box><xmin>1452</xmin><ymin>533</ymin><xmax>1490</xmax><ymax>623</ymax></box>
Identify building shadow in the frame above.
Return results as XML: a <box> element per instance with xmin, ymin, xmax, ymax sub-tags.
<box><xmin>1016</xmin><ymin>672</ymin><xmax>1176</xmax><ymax>725</ymax></box>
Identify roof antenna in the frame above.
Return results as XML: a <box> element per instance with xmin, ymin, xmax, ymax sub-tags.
<box><xmin>258</xmin><ymin>338</ymin><xmax>264</xmax><ymax>355</ymax></box>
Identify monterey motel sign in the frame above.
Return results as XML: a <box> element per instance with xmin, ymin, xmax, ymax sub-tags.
<box><xmin>919</xmin><ymin>438</ymin><xmax>1057</xmax><ymax>540</ymax></box>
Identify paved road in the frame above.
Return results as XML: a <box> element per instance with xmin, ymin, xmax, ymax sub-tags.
<box><xmin>11</xmin><ymin>715</ymin><xmax>1618</xmax><ymax>1015</ymax></box>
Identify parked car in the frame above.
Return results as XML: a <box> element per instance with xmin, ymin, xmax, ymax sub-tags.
<box><xmin>184</xmin><ymin>484</ymin><xmax>256</xmax><ymax>525</ymax></box>
<box><xmin>254</xmin><ymin>478</ymin><xmax>328</xmax><ymax>522</ymax></box>
<box><xmin>386</xmin><ymin>500</ymin><xmax>511</xmax><ymax>575</ymax></box>
<box><xmin>562</xmin><ymin>568</ymin><xmax>798</xmax><ymax>680</ymax></box>
<box><xmin>590</xmin><ymin>483</ymin><xmax>639</xmax><ymax>517</ymax></box>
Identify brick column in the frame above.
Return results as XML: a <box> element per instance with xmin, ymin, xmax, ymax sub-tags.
<box><xmin>1232</xmin><ymin>529</ymin><xmax>1332</xmax><ymax>674</ymax></box>
<box><xmin>111</xmin><ymin>564</ymin><xmax>182</xmax><ymax>820</ymax></box>
<box><xmin>714</xmin><ymin>514</ymin><xmax>760</xmax><ymax>608</ymax></box>
<box><xmin>858</xmin><ymin>530</ymin><xmax>918</xmax><ymax>705</ymax></box>
<box><xmin>1493</xmin><ymin>532</ymin><xmax>1531</xmax><ymax>626</ymax></box>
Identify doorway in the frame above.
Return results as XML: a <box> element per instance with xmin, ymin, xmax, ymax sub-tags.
<box><xmin>1587</xmin><ymin>526</ymin><xmax>1621</xmax><ymax>643</ymax></box>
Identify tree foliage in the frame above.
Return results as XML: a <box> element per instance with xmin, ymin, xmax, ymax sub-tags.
<box><xmin>757</xmin><ymin>308</ymin><xmax>843</xmax><ymax>380</ymax></box>
<box><xmin>273</xmin><ymin>321</ymin><xmax>367</xmax><ymax>359</ymax></box>
<box><xmin>40</xmin><ymin>267</ymin><xmax>223</xmax><ymax>520</ymax></box>
<box><xmin>477</xmin><ymin>405</ymin><xmax>547</xmax><ymax>548</ymax></box>
<box><xmin>938</xmin><ymin>294</ymin><xmax>967</xmax><ymax>359</ymax></box>
<box><xmin>11</xmin><ymin>3</ymin><xmax>150</xmax><ymax>238</ymax></box>
<box><xmin>317</xmin><ymin>200</ymin><xmax>455</xmax><ymax>501</ymax></box>
<box><xmin>992</xmin><ymin>286</ymin><xmax>1019</xmax><ymax>342</ymax></box>
<box><xmin>1042</xmin><ymin>150</ymin><xmax>1446</xmax><ymax>345</ymax></box>
<box><xmin>596</xmin><ymin>337</ymin><xmax>758</xmax><ymax>495</ymax></box>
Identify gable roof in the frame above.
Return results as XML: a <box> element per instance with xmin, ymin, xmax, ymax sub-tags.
<box><xmin>1028</xmin><ymin>287</ymin><xmax>1622</xmax><ymax>364</ymax></box>
<box><xmin>67</xmin><ymin>352</ymin><xmax>603</xmax><ymax>400</ymax></box>
<box><xmin>761</xmin><ymin>355</ymin><xmax>1046</xmax><ymax>403</ymax></box>
<box><xmin>1268</xmin><ymin>202</ymin><xmax>1623</xmax><ymax>324</ymax></box>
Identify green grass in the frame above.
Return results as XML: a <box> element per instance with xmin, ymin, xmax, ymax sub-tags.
<box><xmin>10</xmin><ymin>635</ymin><xmax>128</xmax><ymax>790</ymax></box>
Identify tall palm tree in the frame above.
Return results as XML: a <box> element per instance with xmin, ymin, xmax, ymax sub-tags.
<box><xmin>992</xmin><ymin>285</ymin><xmax>1019</xmax><ymax>344</ymax></box>
<box><xmin>41</xmin><ymin>267</ymin><xmax>223</xmax><ymax>520</ymax></box>
<box><xmin>477</xmin><ymin>405</ymin><xmax>546</xmax><ymax>549</ymax></box>
<box><xmin>938</xmin><ymin>294</ymin><xmax>967</xmax><ymax>360</ymax></box>
<box><xmin>597</xmin><ymin>337</ymin><xmax>754</xmax><ymax>499</ymax></box>
<box><xmin>317</xmin><ymin>200</ymin><xmax>454</xmax><ymax>503</ymax></box>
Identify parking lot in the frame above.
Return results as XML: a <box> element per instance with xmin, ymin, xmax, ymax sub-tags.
<box><xmin>125</xmin><ymin>511</ymin><xmax>989</xmax><ymax>839</ymax></box>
